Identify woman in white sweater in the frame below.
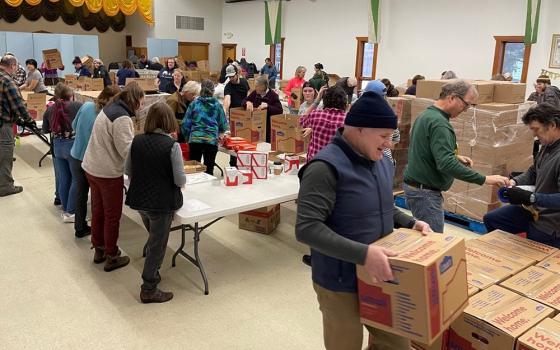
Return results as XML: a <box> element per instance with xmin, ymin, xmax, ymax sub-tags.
<box><xmin>82</xmin><ymin>82</ymin><xmax>144</xmax><ymax>272</ymax></box>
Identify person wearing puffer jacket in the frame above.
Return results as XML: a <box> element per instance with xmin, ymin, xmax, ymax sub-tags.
<box><xmin>182</xmin><ymin>80</ymin><xmax>229</xmax><ymax>176</ymax></box>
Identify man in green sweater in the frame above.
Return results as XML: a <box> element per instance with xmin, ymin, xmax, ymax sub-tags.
<box><xmin>404</xmin><ymin>80</ymin><xmax>509</xmax><ymax>232</ymax></box>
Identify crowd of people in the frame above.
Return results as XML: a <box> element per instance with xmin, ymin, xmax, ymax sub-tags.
<box><xmin>1</xmin><ymin>48</ymin><xmax>559</xmax><ymax>349</ymax></box>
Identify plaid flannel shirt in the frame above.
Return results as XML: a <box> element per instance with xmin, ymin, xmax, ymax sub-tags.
<box><xmin>300</xmin><ymin>108</ymin><xmax>346</xmax><ymax>161</ymax></box>
<box><xmin>13</xmin><ymin>65</ymin><xmax>26</xmax><ymax>87</ymax></box>
<box><xmin>0</xmin><ymin>69</ymin><xmax>32</xmax><ymax>124</ymax></box>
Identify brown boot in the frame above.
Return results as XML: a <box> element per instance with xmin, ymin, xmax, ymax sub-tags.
<box><xmin>93</xmin><ymin>247</ymin><xmax>105</xmax><ymax>264</ymax></box>
<box><xmin>104</xmin><ymin>251</ymin><xmax>130</xmax><ymax>272</ymax></box>
<box><xmin>140</xmin><ymin>288</ymin><xmax>174</xmax><ymax>304</ymax></box>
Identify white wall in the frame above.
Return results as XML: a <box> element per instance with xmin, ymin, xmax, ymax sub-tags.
<box><xmin>222</xmin><ymin>0</ymin><xmax>560</xmax><ymax>95</ymax></box>
<box><xmin>151</xmin><ymin>0</ymin><xmax>223</xmax><ymax>71</ymax></box>
<box><xmin>0</xmin><ymin>17</ymin><xmax>126</xmax><ymax>65</ymax></box>
<box><xmin>126</xmin><ymin>12</ymin><xmax>154</xmax><ymax>48</ymax></box>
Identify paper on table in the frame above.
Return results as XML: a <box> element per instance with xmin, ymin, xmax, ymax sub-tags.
<box><xmin>186</xmin><ymin>172</ymin><xmax>217</xmax><ymax>185</ymax></box>
<box><xmin>183</xmin><ymin>199</ymin><xmax>211</xmax><ymax>212</ymax></box>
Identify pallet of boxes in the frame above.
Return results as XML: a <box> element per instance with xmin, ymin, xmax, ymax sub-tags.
<box><xmin>387</xmin><ymin>96</ymin><xmax>414</xmax><ymax>190</ymax></box>
<box><xmin>413</xmin><ymin>80</ymin><xmax>535</xmax><ymax>222</ymax></box>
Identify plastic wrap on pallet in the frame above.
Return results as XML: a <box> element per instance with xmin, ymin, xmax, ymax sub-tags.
<box><xmin>130</xmin><ymin>93</ymin><xmax>170</xmax><ymax>134</ymax></box>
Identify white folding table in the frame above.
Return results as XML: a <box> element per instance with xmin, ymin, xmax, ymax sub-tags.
<box><xmin>163</xmin><ymin>175</ymin><xmax>300</xmax><ymax>295</ymax></box>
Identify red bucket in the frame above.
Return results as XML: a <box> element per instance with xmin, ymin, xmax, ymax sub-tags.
<box><xmin>179</xmin><ymin>143</ymin><xmax>189</xmax><ymax>161</ymax></box>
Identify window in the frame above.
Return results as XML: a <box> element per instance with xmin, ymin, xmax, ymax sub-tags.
<box><xmin>269</xmin><ymin>38</ymin><xmax>285</xmax><ymax>80</ymax></box>
<box><xmin>355</xmin><ymin>37</ymin><xmax>378</xmax><ymax>90</ymax></box>
<box><xmin>492</xmin><ymin>36</ymin><xmax>531</xmax><ymax>83</ymax></box>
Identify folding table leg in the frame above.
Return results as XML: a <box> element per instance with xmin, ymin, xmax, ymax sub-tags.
<box><xmin>171</xmin><ymin>225</ymin><xmax>187</xmax><ymax>267</ymax></box>
<box><xmin>193</xmin><ymin>222</ymin><xmax>209</xmax><ymax>295</ymax></box>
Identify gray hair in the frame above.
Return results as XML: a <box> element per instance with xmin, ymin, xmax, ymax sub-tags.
<box><xmin>151</xmin><ymin>57</ymin><xmax>160</xmax><ymax>64</ymax></box>
<box><xmin>0</xmin><ymin>54</ymin><xmax>17</xmax><ymax>68</ymax></box>
<box><xmin>200</xmin><ymin>79</ymin><xmax>215</xmax><ymax>97</ymax></box>
<box><xmin>295</xmin><ymin>66</ymin><xmax>306</xmax><ymax>75</ymax></box>
<box><xmin>441</xmin><ymin>70</ymin><xmax>457</xmax><ymax>79</ymax></box>
<box><xmin>182</xmin><ymin>80</ymin><xmax>201</xmax><ymax>95</ymax></box>
<box><xmin>439</xmin><ymin>79</ymin><xmax>478</xmax><ymax>100</ymax></box>
<box><xmin>255</xmin><ymin>76</ymin><xmax>268</xmax><ymax>88</ymax></box>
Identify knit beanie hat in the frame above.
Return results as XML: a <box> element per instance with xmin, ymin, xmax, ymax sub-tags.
<box><xmin>363</xmin><ymin>80</ymin><xmax>387</xmax><ymax>96</ymax></box>
<box><xmin>345</xmin><ymin>91</ymin><xmax>397</xmax><ymax>129</ymax></box>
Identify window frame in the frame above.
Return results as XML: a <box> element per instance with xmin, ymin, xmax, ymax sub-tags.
<box><xmin>355</xmin><ymin>36</ymin><xmax>379</xmax><ymax>89</ymax></box>
<box><xmin>492</xmin><ymin>36</ymin><xmax>531</xmax><ymax>83</ymax></box>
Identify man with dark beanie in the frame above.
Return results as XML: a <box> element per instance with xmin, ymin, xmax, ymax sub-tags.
<box><xmin>296</xmin><ymin>91</ymin><xmax>431</xmax><ymax>350</ymax></box>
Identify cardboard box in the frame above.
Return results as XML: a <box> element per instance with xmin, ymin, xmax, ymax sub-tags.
<box><xmin>197</xmin><ymin>60</ymin><xmax>209</xmax><ymax>72</ymax></box>
<box><xmin>229</xmin><ymin>107</ymin><xmax>267</xmax><ymax>143</ymax></box>
<box><xmin>291</xmin><ymin>87</ymin><xmax>302</xmax><ymax>109</ymax></box>
<box><xmin>501</xmin><ymin>266</ymin><xmax>560</xmax><ymax>312</ymax></box>
<box><xmin>493</xmin><ymin>82</ymin><xmax>527</xmax><ymax>104</ymax></box>
<box><xmin>126</xmin><ymin>78</ymin><xmax>158</xmax><ymax>92</ymax></box>
<box><xmin>357</xmin><ymin>229</ymin><xmax>468</xmax><ymax>345</ymax></box>
<box><xmin>387</xmin><ymin>96</ymin><xmax>413</xmax><ymax>123</ymax></box>
<box><xmin>184</xmin><ymin>70</ymin><xmax>202</xmax><ymax>83</ymax></box>
<box><xmin>91</xmin><ymin>78</ymin><xmax>104</xmax><ymax>91</ymax></box>
<box><xmin>238</xmin><ymin>168</ymin><xmax>253</xmax><ymax>184</ymax></box>
<box><xmin>466</xmin><ymin>260</ymin><xmax>512</xmax><ymax>290</ymax></box>
<box><xmin>270</xmin><ymin>114</ymin><xmax>306</xmax><ymax>153</ymax></box>
<box><xmin>64</xmin><ymin>74</ymin><xmax>77</xmax><ymax>82</ymax></box>
<box><xmin>225</xmin><ymin>167</ymin><xmax>240</xmax><ymax>186</ymax></box>
<box><xmin>448</xmin><ymin>285</ymin><xmax>554</xmax><ymax>350</ymax></box>
<box><xmin>237</xmin><ymin>151</ymin><xmax>268</xmax><ymax>179</ymax></box>
<box><xmin>26</xmin><ymin>92</ymin><xmax>47</xmax><ymax>121</ymax></box>
<box><xmin>411</xmin><ymin>330</ymin><xmax>449</xmax><ymax>350</ymax></box>
<box><xmin>238</xmin><ymin>204</ymin><xmax>280</xmax><ymax>234</ymax></box>
<box><xmin>467</xmin><ymin>239</ymin><xmax>537</xmax><ymax>268</ymax></box>
<box><xmin>468</xmin><ymin>284</ymin><xmax>480</xmax><ymax>297</ymax></box>
<box><xmin>454</xmin><ymin>196</ymin><xmax>500</xmax><ymax>221</ymax></box>
<box><xmin>417</xmin><ymin>80</ymin><xmax>450</xmax><ymax>100</ymax></box>
<box><xmin>516</xmin><ymin>318</ymin><xmax>560</xmax><ymax>350</ymax></box>
<box><xmin>81</xmin><ymin>55</ymin><xmax>93</xmax><ymax>72</ymax></box>
<box><xmin>472</xmin><ymin>81</ymin><xmax>495</xmax><ymax>104</ymax></box>
<box><xmin>537</xmin><ymin>251</ymin><xmax>560</xmax><ymax>274</ymax></box>
<box><xmin>479</xmin><ymin>230</ymin><xmax>558</xmax><ymax>262</ymax></box>
<box><xmin>278</xmin><ymin>80</ymin><xmax>289</xmax><ymax>91</ymax></box>
<box><xmin>42</xmin><ymin>49</ymin><xmax>63</xmax><ymax>69</ymax></box>
<box><xmin>183</xmin><ymin>160</ymin><xmax>206</xmax><ymax>174</ymax></box>
<box><xmin>465</xmin><ymin>240</ymin><xmax>529</xmax><ymax>276</ymax></box>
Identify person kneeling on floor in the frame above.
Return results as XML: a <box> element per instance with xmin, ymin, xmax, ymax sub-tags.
<box><xmin>484</xmin><ymin>103</ymin><xmax>560</xmax><ymax>247</ymax></box>
<box><xmin>125</xmin><ymin>102</ymin><xmax>186</xmax><ymax>303</ymax></box>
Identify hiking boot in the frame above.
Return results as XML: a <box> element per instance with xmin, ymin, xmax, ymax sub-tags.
<box><xmin>104</xmin><ymin>252</ymin><xmax>130</xmax><ymax>272</ymax></box>
<box><xmin>140</xmin><ymin>288</ymin><xmax>173</xmax><ymax>304</ymax></box>
<box><xmin>302</xmin><ymin>254</ymin><xmax>312</xmax><ymax>267</ymax></box>
<box><xmin>75</xmin><ymin>225</ymin><xmax>91</xmax><ymax>238</ymax></box>
<box><xmin>0</xmin><ymin>186</ymin><xmax>23</xmax><ymax>197</ymax></box>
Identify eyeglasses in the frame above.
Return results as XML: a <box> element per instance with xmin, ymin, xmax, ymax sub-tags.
<box><xmin>455</xmin><ymin>95</ymin><xmax>476</xmax><ymax>109</ymax></box>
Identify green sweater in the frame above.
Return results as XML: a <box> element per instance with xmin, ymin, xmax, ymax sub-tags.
<box><xmin>404</xmin><ymin>106</ymin><xmax>485</xmax><ymax>191</ymax></box>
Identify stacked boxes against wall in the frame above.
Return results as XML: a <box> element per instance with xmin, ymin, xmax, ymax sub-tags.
<box><xmin>387</xmin><ymin>96</ymin><xmax>414</xmax><ymax>190</ymax></box>
<box><xmin>413</xmin><ymin>80</ymin><xmax>535</xmax><ymax>221</ymax></box>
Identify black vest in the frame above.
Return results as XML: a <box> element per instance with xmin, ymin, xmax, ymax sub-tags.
<box><xmin>125</xmin><ymin>133</ymin><xmax>183</xmax><ymax>213</ymax></box>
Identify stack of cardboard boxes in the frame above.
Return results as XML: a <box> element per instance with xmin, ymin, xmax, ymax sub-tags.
<box><xmin>387</xmin><ymin>96</ymin><xmax>414</xmax><ymax>190</ymax></box>
<box><xmin>412</xmin><ymin>80</ymin><xmax>534</xmax><ymax>221</ymax></box>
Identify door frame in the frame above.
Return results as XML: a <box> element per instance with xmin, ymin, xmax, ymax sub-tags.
<box><xmin>354</xmin><ymin>37</ymin><xmax>379</xmax><ymax>89</ymax></box>
<box><xmin>492</xmin><ymin>36</ymin><xmax>531</xmax><ymax>83</ymax></box>
<box><xmin>269</xmin><ymin>37</ymin><xmax>285</xmax><ymax>79</ymax></box>
<box><xmin>222</xmin><ymin>43</ymin><xmax>237</xmax><ymax>65</ymax></box>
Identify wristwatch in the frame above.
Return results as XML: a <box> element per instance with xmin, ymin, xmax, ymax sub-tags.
<box><xmin>530</xmin><ymin>193</ymin><xmax>536</xmax><ymax>204</ymax></box>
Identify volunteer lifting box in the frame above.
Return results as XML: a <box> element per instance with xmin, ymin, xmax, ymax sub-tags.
<box><xmin>448</xmin><ymin>285</ymin><xmax>554</xmax><ymax>350</ymax></box>
<box><xmin>516</xmin><ymin>318</ymin><xmax>560</xmax><ymax>350</ymax></box>
<box><xmin>500</xmin><ymin>266</ymin><xmax>560</xmax><ymax>312</ymax></box>
<box><xmin>357</xmin><ymin>229</ymin><xmax>468</xmax><ymax>345</ymax></box>
<box><xmin>270</xmin><ymin>114</ymin><xmax>307</xmax><ymax>153</ymax></box>
<box><xmin>229</xmin><ymin>107</ymin><xmax>267</xmax><ymax>143</ymax></box>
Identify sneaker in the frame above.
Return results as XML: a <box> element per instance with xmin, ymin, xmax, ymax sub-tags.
<box><xmin>62</xmin><ymin>213</ymin><xmax>75</xmax><ymax>223</ymax></box>
<box><xmin>53</xmin><ymin>198</ymin><xmax>61</xmax><ymax>206</ymax></box>
<box><xmin>140</xmin><ymin>288</ymin><xmax>174</xmax><ymax>304</ymax></box>
<box><xmin>302</xmin><ymin>254</ymin><xmax>312</xmax><ymax>267</ymax></box>
<box><xmin>104</xmin><ymin>253</ymin><xmax>130</xmax><ymax>272</ymax></box>
<box><xmin>0</xmin><ymin>186</ymin><xmax>23</xmax><ymax>197</ymax></box>
<box><xmin>93</xmin><ymin>247</ymin><xmax>105</xmax><ymax>264</ymax></box>
<box><xmin>75</xmin><ymin>225</ymin><xmax>91</xmax><ymax>238</ymax></box>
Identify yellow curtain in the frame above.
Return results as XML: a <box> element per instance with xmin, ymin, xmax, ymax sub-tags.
<box><xmin>3</xmin><ymin>0</ymin><xmax>153</xmax><ymax>23</ymax></box>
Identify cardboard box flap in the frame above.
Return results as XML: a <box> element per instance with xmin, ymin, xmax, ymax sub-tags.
<box><xmin>467</xmin><ymin>239</ymin><xmax>537</xmax><ymax>266</ymax></box>
<box><xmin>517</xmin><ymin>318</ymin><xmax>560</xmax><ymax>350</ymax></box>
<box><xmin>537</xmin><ymin>251</ymin><xmax>560</xmax><ymax>274</ymax></box>
<box><xmin>466</xmin><ymin>261</ymin><xmax>508</xmax><ymax>290</ymax></box>
<box><xmin>465</xmin><ymin>241</ymin><xmax>529</xmax><ymax>275</ymax></box>
<box><xmin>465</xmin><ymin>285</ymin><xmax>554</xmax><ymax>338</ymax></box>
<box><xmin>501</xmin><ymin>266</ymin><xmax>560</xmax><ymax>311</ymax></box>
<box><xmin>479</xmin><ymin>230</ymin><xmax>558</xmax><ymax>261</ymax></box>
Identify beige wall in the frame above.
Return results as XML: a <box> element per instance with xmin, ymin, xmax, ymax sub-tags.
<box><xmin>0</xmin><ymin>16</ymin><xmax>126</xmax><ymax>64</ymax></box>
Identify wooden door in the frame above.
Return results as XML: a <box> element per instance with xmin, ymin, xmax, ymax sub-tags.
<box><xmin>222</xmin><ymin>44</ymin><xmax>237</xmax><ymax>64</ymax></box>
<box><xmin>178</xmin><ymin>42</ymin><xmax>210</xmax><ymax>62</ymax></box>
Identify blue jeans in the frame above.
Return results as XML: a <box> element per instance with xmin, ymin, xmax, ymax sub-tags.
<box><xmin>483</xmin><ymin>205</ymin><xmax>560</xmax><ymax>248</ymax></box>
<box><xmin>53</xmin><ymin>138</ymin><xmax>77</xmax><ymax>214</ymax></box>
<box><xmin>403</xmin><ymin>182</ymin><xmax>444</xmax><ymax>233</ymax></box>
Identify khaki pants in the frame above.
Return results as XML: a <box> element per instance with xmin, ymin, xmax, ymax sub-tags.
<box><xmin>313</xmin><ymin>283</ymin><xmax>410</xmax><ymax>350</ymax></box>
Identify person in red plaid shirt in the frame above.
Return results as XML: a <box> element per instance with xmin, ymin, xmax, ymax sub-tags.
<box><xmin>300</xmin><ymin>86</ymin><xmax>347</xmax><ymax>161</ymax></box>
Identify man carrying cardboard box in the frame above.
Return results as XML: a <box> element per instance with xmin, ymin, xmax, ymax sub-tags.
<box><xmin>404</xmin><ymin>80</ymin><xmax>509</xmax><ymax>232</ymax></box>
<box><xmin>296</xmin><ymin>92</ymin><xmax>431</xmax><ymax>350</ymax></box>
<box><xmin>484</xmin><ymin>103</ymin><xmax>560</xmax><ymax>247</ymax></box>
<box><xmin>72</xmin><ymin>56</ymin><xmax>91</xmax><ymax>77</ymax></box>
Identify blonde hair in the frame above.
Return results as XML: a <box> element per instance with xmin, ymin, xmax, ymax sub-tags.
<box><xmin>182</xmin><ymin>81</ymin><xmax>201</xmax><ymax>95</ymax></box>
